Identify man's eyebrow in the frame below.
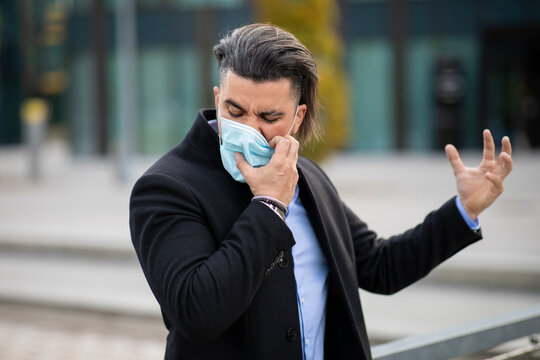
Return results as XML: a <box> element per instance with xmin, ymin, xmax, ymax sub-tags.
<box><xmin>258</xmin><ymin>109</ymin><xmax>284</xmax><ymax>117</ymax></box>
<box><xmin>224</xmin><ymin>99</ymin><xmax>284</xmax><ymax>117</ymax></box>
<box><xmin>224</xmin><ymin>99</ymin><xmax>246</xmax><ymax>112</ymax></box>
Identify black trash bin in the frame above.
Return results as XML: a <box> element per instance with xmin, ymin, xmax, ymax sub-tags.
<box><xmin>435</xmin><ymin>58</ymin><xmax>465</xmax><ymax>148</ymax></box>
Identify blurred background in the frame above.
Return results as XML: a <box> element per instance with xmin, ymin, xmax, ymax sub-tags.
<box><xmin>0</xmin><ymin>0</ymin><xmax>539</xmax><ymax>359</ymax></box>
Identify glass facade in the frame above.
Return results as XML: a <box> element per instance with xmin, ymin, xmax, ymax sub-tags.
<box><xmin>2</xmin><ymin>0</ymin><xmax>540</xmax><ymax>152</ymax></box>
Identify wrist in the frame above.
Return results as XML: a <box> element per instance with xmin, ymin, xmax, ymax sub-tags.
<box><xmin>463</xmin><ymin>203</ymin><xmax>479</xmax><ymax>221</ymax></box>
<box><xmin>252</xmin><ymin>195</ymin><xmax>287</xmax><ymax>210</ymax></box>
<box><xmin>456</xmin><ymin>196</ymin><xmax>481</xmax><ymax>230</ymax></box>
<box><xmin>252</xmin><ymin>190</ymin><xmax>291</xmax><ymax>206</ymax></box>
<box><xmin>252</xmin><ymin>196</ymin><xmax>288</xmax><ymax>220</ymax></box>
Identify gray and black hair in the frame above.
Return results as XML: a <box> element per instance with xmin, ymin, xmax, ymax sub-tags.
<box><xmin>213</xmin><ymin>23</ymin><xmax>321</xmax><ymax>143</ymax></box>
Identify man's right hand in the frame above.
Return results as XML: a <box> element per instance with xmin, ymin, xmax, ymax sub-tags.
<box><xmin>234</xmin><ymin>135</ymin><xmax>299</xmax><ymax>206</ymax></box>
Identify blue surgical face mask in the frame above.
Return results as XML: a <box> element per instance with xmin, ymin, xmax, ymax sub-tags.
<box><xmin>218</xmin><ymin>106</ymin><xmax>299</xmax><ymax>183</ymax></box>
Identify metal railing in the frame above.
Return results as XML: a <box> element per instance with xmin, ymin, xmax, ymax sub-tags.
<box><xmin>372</xmin><ymin>304</ymin><xmax>540</xmax><ymax>360</ymax></box>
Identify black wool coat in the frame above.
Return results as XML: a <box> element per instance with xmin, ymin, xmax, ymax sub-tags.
<box><xmin>129</xmin><ymin>109</ymin><xmax>482</xmax><ymax>360</ymax></box>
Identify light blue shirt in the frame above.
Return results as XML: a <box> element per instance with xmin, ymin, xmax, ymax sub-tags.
<box><xmin>286</xmin><ymin>186</ymin><xmax>328</xmax><ymax>360</ymax></box>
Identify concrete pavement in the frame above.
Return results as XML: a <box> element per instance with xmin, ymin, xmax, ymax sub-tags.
<box><xmin>0</xmin><ymin>302</ymin><xmax>166</xmax><ymax>360</ymax></box>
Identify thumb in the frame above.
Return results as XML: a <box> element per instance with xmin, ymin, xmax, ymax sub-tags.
<box><xmin>234</xmin><ymin>152</ymin><xmax>253</xmax><ymax>177</ymax></box>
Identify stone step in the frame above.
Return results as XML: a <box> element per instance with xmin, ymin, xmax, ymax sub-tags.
<box><xmin>0</xmin><ymin>250</ymin><xmax>160</xmax><ymax>318</ymax></box>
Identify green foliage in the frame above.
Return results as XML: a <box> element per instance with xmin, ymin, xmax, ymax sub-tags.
<box><xmin>255</xmin><ymin>0</ymin><xmax>351</xmax><ymax>161</ymax></box>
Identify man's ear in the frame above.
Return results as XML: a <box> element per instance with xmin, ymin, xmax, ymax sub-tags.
<box><xmin>292</xmin><ymin>104</ymin><xmax>307</xmax><ymax>136</ymax></box>
<box><xmin>214</xmin><ymin>86</ymin><xmax>223</xmax><ymax>138</ymax></box>
<box><xmin>213</xmin><ymin>86</ymin><xmax>220</xmax><ymax>110</ymax></box>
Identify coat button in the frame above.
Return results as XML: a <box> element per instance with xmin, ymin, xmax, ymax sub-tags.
<box><xmin>278</xmin><ymin>255</ymin><xmax>289</xmax><ymax>269</ymax></box>
<box><xmin>286</xmin><ymin>328</ymin><xmax>297</xmax><ymax>341</ymax></box>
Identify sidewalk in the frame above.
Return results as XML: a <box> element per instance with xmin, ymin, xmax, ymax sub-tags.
<box><xmin>0</xmin><ymin>141</ymin><xmax>139</xmax><ymax>256</ymax></box>
<box><xmin>0</xmin><ymin>141</ymin><xmax>539</xmax><ymax>342</ymax></box>
<box><xmin>0</xmin><ymin>302</ymin><xmax>166</xmax><ymax>360</ymax></box>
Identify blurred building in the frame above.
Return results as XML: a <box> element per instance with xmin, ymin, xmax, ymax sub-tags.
<box><xmin>1</xmin><ymin>0</ymin><xmax>540</xmax><ymax>155</ymax></box>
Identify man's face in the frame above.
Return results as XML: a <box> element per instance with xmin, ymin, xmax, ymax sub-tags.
<box><xmin>213</xmin><ymin>71</ymin><xmax>306</xmax><ymax>143</ymax></box>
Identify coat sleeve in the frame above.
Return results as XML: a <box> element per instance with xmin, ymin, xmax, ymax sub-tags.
<box><xmin>129</xmin><ymin>172</ymin><xmax>295</xmax><ymax>343</ymax></box>
<box><xmin>345</xmin><ymin>197</ymin><xmax>482</xmax><ymax>295</ymax></box>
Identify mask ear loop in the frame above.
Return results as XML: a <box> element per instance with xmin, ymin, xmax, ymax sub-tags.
<box><xmin>218</xmin><ymin>112</ymin><xmax>223</xmax><ymax>145</ymax></box>
<box><xmin>216</xmin><ymin>96</ymin><xmax>223</xmax><ymax>145</ymax></box>
<box><xmin>287</xmin><ymin>106</ymin><xmax>300</xmax><ymax>136</ymax></box>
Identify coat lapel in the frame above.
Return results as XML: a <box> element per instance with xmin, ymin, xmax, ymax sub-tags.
<box><xmin>297</xmin><ymin>162</ymin><xmax>372</xmax><ymax>359</ymax></box>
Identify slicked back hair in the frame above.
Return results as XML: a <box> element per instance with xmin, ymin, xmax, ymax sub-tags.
<box><xmin>213</xmin><ymin>23</ymin><xmax>321</xmax><ymax>143</ymax></box>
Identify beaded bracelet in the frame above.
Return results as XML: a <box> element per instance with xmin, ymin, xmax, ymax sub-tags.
<box><xmin>252</xmin><ymin>197</ymin><xmax>288</xmax><ymax>220</ymax></box>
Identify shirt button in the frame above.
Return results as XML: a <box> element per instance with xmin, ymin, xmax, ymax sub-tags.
<box><xmin>301</xmin><ymin>298</ymin><xmax>305</xmax><ymax>304</ymax></box>
<box><xmin>286</xmin><ymin>328</ymin><xmax>297</xmax><ymax>342</ymax></box>
<box><xmin>306</xmin><ymin>339</ymin><xmax>310</xmax><ymax>345</ymax></box>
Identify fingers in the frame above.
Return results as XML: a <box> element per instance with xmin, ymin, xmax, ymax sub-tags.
<box><xmin>285</xmin><ymin>135</ymin><xmax>299</xmax><ymax>159</ymax></box>
<box><xmin>483</xmin><ymin>129</ymin><xmax>496</xmax><ymax>162</ymax></box>
<box><xmin>267</xmin><ymin>136</ymin><xmax>280</xmax><ymax>149</ymax></box>
<box><xmin>270</xmin><ymin>135</ymin><xmax>299</xmax><ymax>161</ymax></box>
<box><xmin>501</xmin><ymin>135</ymin><xmax>512</xmax><ymax>156</ymax></box>
<box><xmin>488</xmin><ymin>132</ymin><xmax>512</xmax><ymax>178</ymax></box>
<box><xmin>246</xmin><ymin>135</ymin><xmax>299</xmax><ymax>205</ymax></box>
<box><xmin>272</xmin><ymin>136</ymin><xmax>290</xmax><ymax>158</ymax></box>
<box><xmin>496</xmin><ymin>151</ymin><xmax>513</xmax><ymax>177</ymax></box>
<box><xmin>445</xmin><ymin>144</ymin><xmax>465</xmax><ymax>175</ymax></box>
<box><xmin>485</xmin><ymin>172</ymin><xmax>504</xmax><ymax>194</ymax></box>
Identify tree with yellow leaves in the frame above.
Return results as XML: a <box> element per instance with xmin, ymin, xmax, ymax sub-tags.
<box><xmin>255</xmin><ymin>0</ymin><xmax>350</xmax><ymax>160</ymax></box>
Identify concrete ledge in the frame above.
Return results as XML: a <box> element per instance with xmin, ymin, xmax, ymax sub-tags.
<box><xmin>1</xmin><ymin>223</ymin><xmax>539</xmax><ymax>289</ymax></box>
<box><xmin>0</xmin><ymin>251</ymin><xmax>160</xmax><ymax>318</ymax></box>
<box><xmin>0</xmin><ymin>224</ymin><xmax>134</xmax><ymax>257</ymax></box>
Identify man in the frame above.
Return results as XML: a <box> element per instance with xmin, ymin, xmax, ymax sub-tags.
<box><xmin>129</xmin><ymin>24</ymin><xmax>513</xmax><ymax>360</ymax></box>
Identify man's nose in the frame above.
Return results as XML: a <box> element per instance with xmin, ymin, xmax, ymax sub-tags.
<box><xmin>242</xmin><ymin>114</ymin><xmax>261</xmax><ymax>132</ymax></box>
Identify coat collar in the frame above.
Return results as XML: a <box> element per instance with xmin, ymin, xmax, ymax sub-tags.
<box><xmin>182</xmin><ymin>108</ymin><xmax>222</xmax><ymax>169</ymax></box>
